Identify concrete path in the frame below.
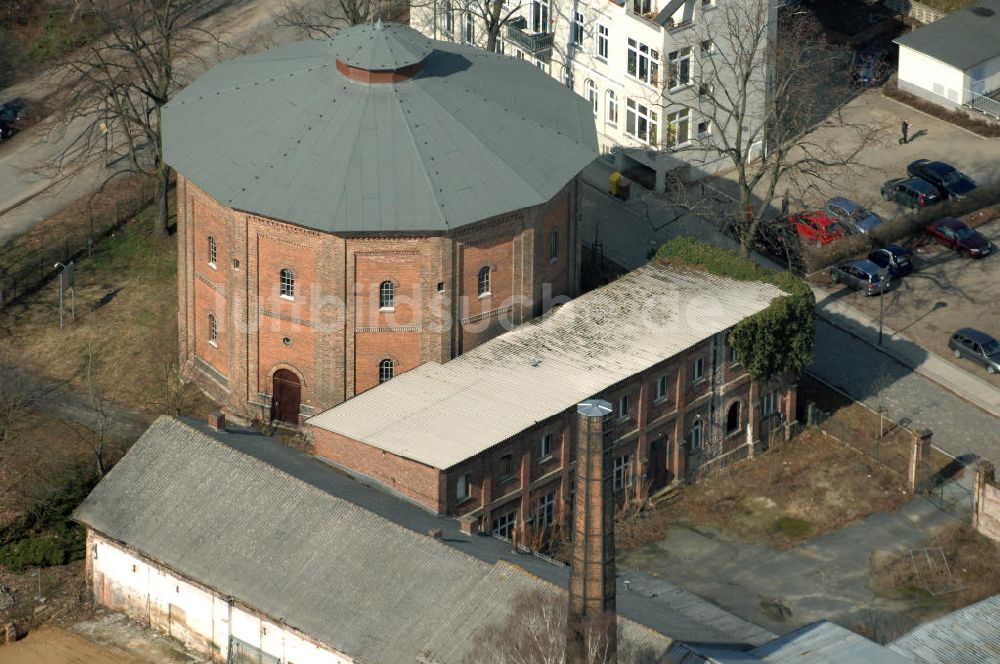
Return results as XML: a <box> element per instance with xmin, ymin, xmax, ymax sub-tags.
<box><xmin>620</xmin><ymin>497</ymin><xmax>961</xmax><ymax>636</ymax></box>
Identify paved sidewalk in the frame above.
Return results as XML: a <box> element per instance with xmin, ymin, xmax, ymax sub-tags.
<box><xmin>813</xmin><ymin>285</ymin><xmax>1000</xmax><ymax>418</ymax></box>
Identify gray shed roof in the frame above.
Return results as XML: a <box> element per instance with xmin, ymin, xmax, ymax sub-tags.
<box><xmin>73</xmin><ymin>417</ymin><xmax>670</xmax><ymax>664</ymax></box>
<box><xmin>890</xmin><ymin>594</ymin><xmax>1000</xmax><ymax>663</ymax></box>
<box><xmin>895</xmin><ymin>1</ymin><xmax>1000</xmax><ymax>70</ymax></box>
<box><xmin>308</xmin><ymin>263</ymin><xmax>784</xmax><ymax>469</ymax></box>
<box><xmin>162</xmin><ymin>23</ymin><xmax>597</xmax><ymax>235</ymax></box>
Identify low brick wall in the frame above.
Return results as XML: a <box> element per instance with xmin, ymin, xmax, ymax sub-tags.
<box><xmin>882</xmin><ymin>0</ymin><xmax>946</xmax><ymax>24</ymax></box>
<box><xmin>972</xmin><ymin>462</ymin><xmax>1000</xmax><ymax>543</ymax></box>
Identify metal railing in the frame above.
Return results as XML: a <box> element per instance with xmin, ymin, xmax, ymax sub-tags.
<box><xmin>505</xmin><ymin>17</ymin><xmax>554</xmax><ymax>56</ymax></box>
<box><xmin>966</xmin><ymin>89</ymin><xmax>1000</xmax><ymax>120</ymax></box>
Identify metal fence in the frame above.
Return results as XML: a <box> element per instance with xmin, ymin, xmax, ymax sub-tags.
<box><xmin>966</xmin><ymin>89</ymin><xmax>1000</xmax><ymax>120</ymax></box>
<box><xmin>805</xmin><ymin>400</ymin><xmax>913</xmax><ymax>481</ymax></box>
<box><xmin>0</xmin><ymin>180</ymin><xmax>154</xmax><ymax>308</ymax></box>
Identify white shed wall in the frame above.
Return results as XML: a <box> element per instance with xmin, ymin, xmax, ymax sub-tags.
<box><xmin>89</xmin><ymin>532</ymin><xmax>351</xmax><ymax>664</ymax></box>
<box><xmin>898</xmin><ymin>45</ymin><xmax>967</xmax><ymax>103</ymax></box>
<box><xmin>970</xmin><ymin>54</ymin><xmax>1000</xmax><ymax>94</ymax></box>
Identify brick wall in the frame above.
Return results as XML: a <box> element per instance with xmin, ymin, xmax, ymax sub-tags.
<box><xmin>312</xmin><ymin>332</ymin><xmax>787</xmax><ymax>537</ymax></box>
<box><xmin>178</xmin><ymin>178</ymin><xmax>578</xmax><ymax>424</ymax></box>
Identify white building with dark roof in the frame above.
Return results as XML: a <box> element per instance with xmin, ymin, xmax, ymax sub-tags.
<box><xmin>895</xmin><ymin>1</ymin><xmax>1000</xmax><ymax>117</ymax></box>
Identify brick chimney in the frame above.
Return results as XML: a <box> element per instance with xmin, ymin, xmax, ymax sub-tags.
<box><xmin>567</xmin><ymin>399</ymin><xmax>617</xmax><ymax>664</ymax></box>
<box><xmin>208</xmin><ymin>412</ymin><xmax>226</xmax><ymax>432</ymax></box>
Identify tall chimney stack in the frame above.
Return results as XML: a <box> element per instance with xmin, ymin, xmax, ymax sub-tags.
<box><xmin>567</xmin><ymin>399</ymin><xmax>617</xmax><ymax>664</ymax></box>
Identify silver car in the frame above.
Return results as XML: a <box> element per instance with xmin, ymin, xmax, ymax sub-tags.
<box><xmin>948</xmin><ymin>328</ymin><xmax>1000</xmax><ymax>374</ymax></box>
<box><xmin>830</xmin><ymin>259</ymin><xmax>892</xmax><ymax>296</ymax></box>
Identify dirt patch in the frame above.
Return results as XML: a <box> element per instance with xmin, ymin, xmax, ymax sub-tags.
<box><xmin>869</xmin><ymin>523</ymin><xmax>1000</xmax><ymax>624</ymax></box>
<box><xmin>618</xmin><ymin>426</ymin><xmax>912</xmax><ymax>552</ymax></box>
<box><xmin>0</xmin><ymin>625</ymin><xmax>144</xmax><ymax>664</ymax></box>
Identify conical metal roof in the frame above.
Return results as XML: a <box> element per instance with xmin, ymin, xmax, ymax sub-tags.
<box><xmin>162</xmin><ymin>25</ymin><xmax>598</xmax><ymax>235</ymax></box>
<box><xmin>332</xmin><ymin>21</ymin><xmax>433</xmax><ymax>71</ymax></box>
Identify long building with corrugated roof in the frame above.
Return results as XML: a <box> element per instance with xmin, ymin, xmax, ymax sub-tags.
<box><xmin>308</xmin><ymin>261</ymin><xmax>798</xmax><ymax>537</ymax></box>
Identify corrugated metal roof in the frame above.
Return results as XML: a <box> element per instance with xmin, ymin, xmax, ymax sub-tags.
<box><xmin>307</xmin><ymin>263</ymin><xmax>784</xmax><ymax>469</ymax></box>
<box><xmin>665</xmin><ymin>641</ymin><xmax>763</xmax><ymax>663</ymax></box>
<box><xmin>889</xmin><ymin>594</ymin><xmax>1000</xmax><ymax>663</ymax></box>
<box><xmin>162</xmin><ymin>25</ymin><xmax>597</xmax><ymax>234</ymax></box>
<box><xmin>332</xmin><ymin>21</ymin><xmax>432</xmax><ymax>70</ymax></box>
<box><xmin>73</xmin><ymin>417</ymin><xmax>670</xmax><ymax>664</ymax></box>
<box><xmin>895</xmin><ymin>1</ymin><xmax>1000</xmax><ymax>70</ymax></box>
<box><xmin>750</xmin><ymin>621</ymin><xmax>912</xmax><ymax>664</ymax></box>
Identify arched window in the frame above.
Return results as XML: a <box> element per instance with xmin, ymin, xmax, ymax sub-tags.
<box><xmin>379</xmin><ymin>280</ymin><xmax>395</xmax><ymax>310</ymax></box>
<box><xmin>477</xmin><ymin>265</ymin><xmax>491</xmax><ymax>297</ymax></box>
<box><xmin>463</xmin><ymin>11</ymin><xmax>474</xmax><ymax>43</ymax></box>
<box><xmin>279</xmin><ymin>269</ymin><xmax>295</xmax><ymax>299</ymax></box>
<box><xmin>443</xmin><ymin>0</ymin><xmax>454</xmax><ymax>35</ymax></box>
<box><xmin>207</xmin><ymin>236</ymin><xmax>217</xmax><ymax>267</ymax></box>
<box><xmin>379</xmin><ymin>358</ymin><xmax>394</xmax><ymax>384</ymax></box>
<box><xmin>690</xmin><ymin>419</ymin><xmax>702</xmax><ymax>450</ymax></box>
<box><xmin>585</xmin><ymin>79</ymin><xmax>597</xmax><ymax>116</ymax></box>
<box><xmin>208</xmin><ymin>313</ymin><xmax>217</xmax><ymax>346</ymax></box>
<box><xmin>549</xmin><ymin>230</ymin><xmax>558</xmax><ymax>261</ymax></box>
<box><xmin>726</xmin><ymin>402</ymin><xmax>741</xmax><ymax>434</ymax></box>
<box><xmin>607</xmin><ymin>90</ymin><xmax>618</xmax><ymax>126</ymax></box>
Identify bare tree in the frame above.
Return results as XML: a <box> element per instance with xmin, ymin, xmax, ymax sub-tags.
<box><xmin>464</xmin><ymin>589</ymin><xmax>660</xmax><ymax>664</ymax></box>
<box><xmin>274</xmin><ymin>0</ymin><xmax>413</xmax><ymax>38</ymax></box>
<box><xmin>69</xmin><ymin>347</ymin><xmax>119</xmax><ymax>477</ymax></box>
<box><xmin>661</xmin><ymin>1</ymin><xmax>883</xmax><ymax>257</ymax></box>
<box><xmin>56</xmin><ymin>0</ymin><xmax>217</xmax><ymax>237</ymax></box>
<box><xmin>460</xmin><ymin>0</ymin><xmax>524</xmax><ymax>53</ymax></box>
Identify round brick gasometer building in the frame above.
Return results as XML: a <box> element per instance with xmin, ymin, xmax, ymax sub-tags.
<box><xmin>164</xmin><ymin>22</ymin><xmax>598</xmax><ymax>425</ymax></box>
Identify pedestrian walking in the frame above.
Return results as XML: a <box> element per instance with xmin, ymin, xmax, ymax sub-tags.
<box><xmin>781</xmin><ymin>190</ymin><xmax>790</xmax><ymax>218</ymax></box>
<box><xmin>900</xmin><ymin>118</ymin><xmax>911</xmax><ymax>145</ymax></box>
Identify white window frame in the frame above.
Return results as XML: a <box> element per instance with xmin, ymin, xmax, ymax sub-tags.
<box><xmin>668</xmin><ymin>47</ymin><xmax>692</xmax><ymax>89</ymax></box>
<box><xmin>491</xmin><ymin>510</ymin><xmax>517</xmax><ymax>540</ymax></box>
<box><xmin>606</xmin><ymin>90</ymin><xmax>618</xmax><ymax>126</ymax></box>
<box><xmin>625</xmin><ymin>98</ymin><xmax>658</xmax><ymax>146</ymax></box>
<box><xmin>692</xmin><ymin>356</ymin><xmax>704</xmax><ymax>382</ymax></box>
<box><xmin>530</xmin><ymin>0</ymin><xmax>550</xmax><ymax>33</ymax></box>
<box><xmin>208</xmin><ymin>313</ymin><xmax>217</xmax><ymax>347</ymax></box>
<box><xmin>379</xmin><ymin>280</ymin><xmax>395</xmax><ymax>311</ymax></box>
<box><xmin>463</xmin><ymin>11</ymin><xmax>474</xmax><ymax>43</ymax></box>
<box><xmin>477</xmin><ymin>265</ymin><xmax>491</xmax><ymax>297</ymax></box>
<box><xmin>571</xmin><ymin>10</ymin><xmax>584</xmax><ymax>45</ymax></box>
<box><xmin>627</xmin><ymin>38</ymin><xmax>659</xmax><ymax>86</ymax></box>
<box><xmin>690</xmin><ymin>420</ymin><xmax>702</xmax><ymax>450</ymax></box>
<box><xmin>632</xmin><ymin>0</ymin><xmax>652</xmax><ymax>14</ymax></box>
<box><xmin>596</xmin><ymin>24</ymin><xmax>609</xmax><ymax>60</ymax></box>
<box><xmin>761</xmin><ymin>390</ymin><xmax>779</xmax><ymax>417</ymax></box>
<box><xmin>540</xmin><ymin>433</ymin><xmax>553</xmax><ymax>460</ymax></box>
<box><xmin>535</xmin><ymin>491</ymin><xmax>556</xmax><ymax>527</ymax></box>
<box><xmin>379</xmin><ymin>358</ymin><xmax>394</xmax><ymax>384</ymax></box>
<box><xmin>613</xmin><ymin>453</ymin><xmax>633</xmax><ymax>492</ymax></box>
<box><xmin>279</xmin><ymin>268</ymin><xmax>295</xmax><ymax>300</ymax></box>
<box><xmin>617</xmin><ymin>394</ymin><xmax>629</xmax><ymax>421</ymax></box>
<box><xmin>697</xmin><ymin>119</ymin><xmax>712</xmax><ymax>138</ymax></box>
<box><xmin>655</xmin><ymin>375</ymin><xmax>668</xmax><ymax>401</ymax></box>
<box><xmin>207</xmin><ymin>236</ymin><xmax>217</xmax><ymax>269</ymax></box>
<box><xmin>443</xmin><ymin>0</ymin><xmax>454</xmax><ymax>35</ymax></box>
<box><xmin>585</xmin><ymin>79</ymin><xmax>597</xmax><ymax>116</ymax></box>
<box><xmin>667</xmin><ymin>109</ymin><xmax>689</xmax><ymax>147</ymax></box>
<box><xmin>730</xmin><ymin>345</ymin><xmax>739</xmax><ymax>365</ymax></box>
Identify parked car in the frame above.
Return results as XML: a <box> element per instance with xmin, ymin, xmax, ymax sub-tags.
<box><xmin>948</xmin><ymin>328</ymin><xmax>1000</xmax><ymax>374</ymax></box>
<box><xmin>924</xmin><ymin>217</ymin><xmax>991</xmax><ymax>258</ymax></box>
<box><xmin>826</xmin><ymin>197</ymin><xmax>883</xmax><ymax>235</ymax></box>
<box><xmin>907</xmin><ymin>159</ymin><xmax>976</xmax><ymax>200</ymax></box>
<box><xmin>880</xmin><ymin>177</ymin><xmax>942</xmax><ymax>211</ymax></box>
<box><xmin>0</xmin><ymin>99</ymin><xmax>25</xmax><ymax>140</ymax></box>
<box><xmin>830</xmin><ymin>259</ymin><xmax>892</xmax><ymax>296</ymax></box>
<box><xmin>868</xmin><ymin>245</ymin><xmax>913</xmax><ymax>278</ymax></box>
<box><xmin>787</xmin><ymin>211</ymin><xmax>844</xmax><ymax>245</ymax></box>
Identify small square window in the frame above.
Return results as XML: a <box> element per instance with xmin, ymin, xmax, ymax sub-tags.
<box><xmin>730</xmin><ymin>346</ymin><xmax>739</xmax><ymax>365</ymax></box>
<box><xmin>540</xmin><ymin>433</ymin><xmax>552</xmax><ymax>460</ymax></box>
<box><xmin>499</xmin><ymin>454</ymin><xmax>513</xmax><ymax>480</ymax></box>
<box><xmin>697</xmin><ymin>120</ymin><xmax>712</xmax><ymax>137</ymax></box>
<box><xmin>456</xmin><ymin>473</ymin><xmax>472</xmax><ymax>501</ymax></box>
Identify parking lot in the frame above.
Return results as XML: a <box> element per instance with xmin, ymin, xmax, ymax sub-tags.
<box><xmin>817</xmin><ymin>216</ymin><xmax>1000</xmax><ymax>386</ymax></box>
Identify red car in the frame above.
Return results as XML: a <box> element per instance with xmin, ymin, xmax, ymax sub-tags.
<box><xmin>788</xmin><ymin>211</ymin><xmax>844</xmax><ymax>245</ymax></box>
<box><xmin>924</xmin><ymin>217</ymin><xmax>991</xmax><ymax>258</ymax></box>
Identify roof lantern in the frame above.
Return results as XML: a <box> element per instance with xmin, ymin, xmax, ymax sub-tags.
<box><xmin>332</xmin><ymin>21</ymin><xmax>433</xmax><ymax>82</ymax></box>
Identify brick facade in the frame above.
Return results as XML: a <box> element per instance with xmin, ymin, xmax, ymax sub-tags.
<box><xmin>177</xmin><ymin>177</ymin><xmax>581</xmax><ymax>424</ymax></box>
<box><xmin>311</xmin><ymin>335</ymin><xmax>797</xmax><ymax>539</ymax></box>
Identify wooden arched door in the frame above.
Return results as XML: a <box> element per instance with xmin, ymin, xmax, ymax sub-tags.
<box><xmin>271</xmin><ymin>369</ymin><xmax>301</xmax><ymax>424</ymax></box>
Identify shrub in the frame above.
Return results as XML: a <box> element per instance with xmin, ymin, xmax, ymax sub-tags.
<box><xmin>655</xmin><ymin>237</ymin><xmax>815</xmax><ymax>379</ymax></box>
<box><xmin>774</xmin><ymin>516</ymin><xmax>812</xmax><ymax>538</ymax></box>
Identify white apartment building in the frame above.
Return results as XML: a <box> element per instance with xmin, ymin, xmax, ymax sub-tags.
<box><xmin>412</xmin><ymin>0</ymin><xmax>775</xmax><ymax>193</ymax></box>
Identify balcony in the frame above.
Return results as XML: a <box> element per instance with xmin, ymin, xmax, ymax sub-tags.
<box><xmin>505</xmin><ymin>17</ymin><xmax>554</xmax><ymax>59</ymax></box>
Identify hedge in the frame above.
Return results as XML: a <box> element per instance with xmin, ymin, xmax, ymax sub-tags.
<box><xmin>655</xmin><ymin>237</ymin><xmax>815</xmax><ymax>379</ymax></box>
